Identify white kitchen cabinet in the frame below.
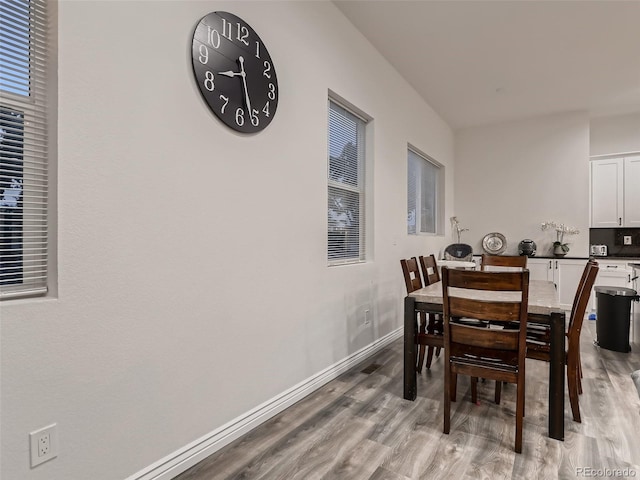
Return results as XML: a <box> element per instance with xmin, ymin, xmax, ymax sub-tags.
<box><xmin>591</xmin><ymin>158</ymin><xmax>623</xmax><ymax>227</ymax></box>
<box><xmin>590</xmin><ymin>156</ymin><xmax>640</xmax><ymax>228</ymax></box>
<box><xmin>527</xmin><ymin>258</ymin><xmax>554</xmax><ymax>282</ymax></box>
<box><xmin>528</xmin><ymin>258</ymin><xmax>588</xmax><ymax>309</ymax></box>
<box><xmin>624</xmin><ymin>156</ymin><xmax>640</xmax><ymax>227</ymax></box>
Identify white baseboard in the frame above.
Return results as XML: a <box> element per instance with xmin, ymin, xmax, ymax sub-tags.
<box><xmin>126</xmin><ymin>327</ymin><xmax>403</xmax><ymax>480</ymax></box>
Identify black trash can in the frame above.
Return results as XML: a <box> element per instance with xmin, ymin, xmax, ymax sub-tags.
<box><xmin>594</xmin><ymin>286</ymin><xmax>639</xmax><ymax>353</ymax></box>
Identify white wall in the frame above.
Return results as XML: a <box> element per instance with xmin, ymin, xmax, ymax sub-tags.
<box><xmin>0</xmin><ymin>2</ymin><xmax>455</xmax><ymax>479</ymax></box>
<box><xmin>590</xmin><ymin>112</ymin><xmax>640</xmax><ymax>156</ymax></box>
<box><xmin>454</xmin><ymin>112</ymin><xmax>590</xmax><ymax>257</ymax></box>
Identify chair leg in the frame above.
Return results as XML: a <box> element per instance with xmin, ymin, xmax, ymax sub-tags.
<box><xmin>425</xmin><ymin>346</ymin><xmax>435</xmax><ymax>369</ymax></box>
<box><xmin>416</xmin><ymin>345</ymin><xmax>426</xmax><ymax>373</ymax></box>
<box><xmin>471</xmin><ymin>377</ymin><xmax>478</xmax><ymax>404</ymax></box>
<box><xmin>434</xmin><ymin>315</ymin><xmax>443</xmax><ymax>359</ymax></box>
<box><xmin>450</xmin><ymin>372</ymin><xmax>458</xmax><ymax>402</ymax></box>
<box><xmin>416</xmin><ymin>313</ymin><xmax>427</xmax><ymax>373</ymax></box>
<box><xmin>494</xmin><ymin>381</ymin><xmax>502</xmax><ymax>405</ymax></box>
<box><xmin>567</xmin><ymin>360</ymin><xmax>582</xmax><ymax>422</ymax></box>
<box><xmin>577</xmin><ymin>371</ymin><xmax>583</xmax><ymax>395</ymax></box>
<box><xmin>444</xmin><ymin>365</ymin><xmax>451</xmax><ymax>434</ymax></box>
<box><xmin>577</xmin><ymin>350</ymin><xmax>583</xmax><ymax>395</ymax></box>
<box><xmin>515</xmin><ymin>379</ymin><xmax>524</xmax><ymax>453</ymax></box>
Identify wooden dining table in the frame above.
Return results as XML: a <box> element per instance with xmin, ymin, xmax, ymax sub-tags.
<box><xmin>403</xmin><ymin>279</ymin><xmax>567</xmax><ymax>441</ymax></box>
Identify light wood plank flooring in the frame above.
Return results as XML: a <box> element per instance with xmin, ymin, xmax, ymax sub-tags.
<box><xmin>175</xmin><ymin>313</ymin><xmax>640</xmax><ymax>479</ymax></box>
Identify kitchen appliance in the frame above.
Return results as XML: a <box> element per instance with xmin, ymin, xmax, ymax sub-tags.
<box><xmin>518</xmin><ymin>239</ymin><xmax>537</xmax><ymax>257</ymax></box>
<box><xmin>590</xmin><ymin>244</ymin><xmax>608</xmax><ymax>256</ymax></box>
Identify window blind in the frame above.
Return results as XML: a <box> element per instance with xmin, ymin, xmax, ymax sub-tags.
<box><xmin>0</xmin><ymin>0</ymin><xmax>49</xmax><ymax>299</ymax></box>
<box><xmin>328</xmin><ymin>100</ymin><xmax>366</xmax><ymax>264</ymax></box>
<box><xmin>408</xmin><ymin>148</ymin><xmax>438</xmax><ymax>235</ymax></box>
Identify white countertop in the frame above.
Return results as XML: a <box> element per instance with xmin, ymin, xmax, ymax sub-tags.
<box><xmin>437</xmin><ymin>260</ymin><xmax>476</xmax><ymax>269</ymax></box>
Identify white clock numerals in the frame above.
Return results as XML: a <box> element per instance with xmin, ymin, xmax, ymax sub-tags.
<box><xmin>198</xmin><ymin>44</ymin><xmax>208</xmax><ymax>65</ymax></box>
<box><xmin>204</xmin><ymin>71</ymin><xmax>215</xmax><ymax>91</ymax></box>
<box><xmin>220</xmin><ymin>95</ymin><xmax>229</xmax><ymax>114</ymax></box>
<box><xmin>250</xmin><ymin>109</ymin><xmax>259</xmax><ymax>127</ymax></box>
<box><xmin>207</xmin><ymin>26</ymin><xmax>221</xmax><ymax>48</ymax></box>
<box><xmin>193</xmin><ymin>12</ymin><xmax>277</xmax><ymax>132</ymax></box>
<box><xmin>222</xmin><ymin>18</ymin><xmax>232</xmax><ymax>41</ymax></box>
<box><xmin>235</xmin><ymin>107</ymin><xmax>245</xmax><ymax>126</ymax></box>
<box><xmin>236</xmin><ymin>23</ymin><xmax>249</xmax><ymax>46</ymax></box>
<box><xmin>220</xmin><ymin>18</ymin><xmax>250</xmax><ymax>46</ymax></box>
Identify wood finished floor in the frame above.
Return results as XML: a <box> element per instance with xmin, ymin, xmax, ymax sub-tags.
<box><xmin>175</xmin><ymin>313</ymin><xmax>640</xmax><ymax>480</ymax></box>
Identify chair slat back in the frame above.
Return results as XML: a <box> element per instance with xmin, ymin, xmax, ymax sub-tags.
<box><xmin>449</xmin><ymin>297</ymin><xmax>525</xmax><ymax>323</ymax></box>
<box><xmin>400</xmin><ymin>257</ymin><xmax>423</xmax><ymax>294</ymax></box>
<box><xmin>419</xmin><ymin>254</ymin><xmax>440</xmax><ymax>285</ymax></box>
<box><xmin>569</xmin><ymin>259</ymin><xmax>598</xmax><ymax>321</ymax></box>
<box><xmin>441</xmin><ymin>266</ymin><xmax>530</xmax><ymax>453</ymax></box>
<box><xmin>444</xmin><ymin>268</ymin><xmax>527</xmax><ymax>291</ymax></box>
<box><xmin>567</xmin><ymin>261</ymin><xmax>599</xmax><ymax>348</ymax></box>
<box><xmin>442</xmin><ymin>267</ymin><xmax>530</xmax><ymax>348</ymax></box>
<box><xmin>481</xmin><ymin>254</ymin><xmax>528</xmax><ymax>272</ymax></box>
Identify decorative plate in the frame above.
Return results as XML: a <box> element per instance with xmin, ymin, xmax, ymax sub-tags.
<box><xmin>482</xmin><ymin>232</ymin><xmax>507</xmax><ymax>255</ymax></box>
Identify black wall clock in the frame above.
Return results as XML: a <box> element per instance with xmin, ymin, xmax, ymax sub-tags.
<box><xmin>191</xmin><ymin>11</ymin><xmax>279</xmax><ymax>133</ymax></box>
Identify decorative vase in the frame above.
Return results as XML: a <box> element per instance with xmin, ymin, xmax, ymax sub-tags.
<box><xmin>553</xmin><ymin>245</ymin><xmax>567</xmax><ymax>257</ymax></box>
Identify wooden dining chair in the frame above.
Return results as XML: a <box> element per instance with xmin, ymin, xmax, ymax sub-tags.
<box><xmin>400</xmin><ymin>257</ymin><xmax>443</xmax><ymax>372</ymax></box>
<box><xmin>525</xmin><ymin>259</ymin><xmax>599</xmax><ymax>422</ymax></box>
<box><xmin>481</xmin><ymin>254</ymin><xmax>528</xmax><ymax>271</ymax></box>
<box><xmin>418</xmin><ymin>254</ymin><xmax>443</xmax><ymax>362</ymax></box>
<box><xmin>418</xmin><ymin>254</ymin><xmax>440</xmax><ymax>285</ymax></box>
<box><xmin>442</xmin><ymin>267</ymin><xmax>530</xmax><ymax>453</ymax></box>
<box><xmin>482</xmin><ymin>254</ymin><xmax>528</xmax><ymax>399</ymax></box>
<box><xmin>570</xmin><ymin>260</ymin><xmax>600</xmax><ymax>395</ymax></box>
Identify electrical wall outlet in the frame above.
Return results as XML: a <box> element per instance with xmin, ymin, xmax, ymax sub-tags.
<box><xmin>30</xmin><ymin>424</ymin><xmax>58</xmax><ymax>467</ymax></box>
<box><xmin>364</xmin><ymin>309</ymin><xmax>371</xmax><ymax>325</ymax></box>
<box><xmin>624</xmin><ymin>235</ymin><xmax>633</xmax><ymax>245</ymax></box>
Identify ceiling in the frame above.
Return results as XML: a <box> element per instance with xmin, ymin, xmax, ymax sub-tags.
<box><xmin>333</xmin><ymin>0</ymin><xmax>640</xmax><ymax>130</ymax></box>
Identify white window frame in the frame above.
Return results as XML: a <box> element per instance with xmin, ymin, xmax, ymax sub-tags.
<box><xmin>327</xmin><ymin>97</ymin><xmax>369</xmax><ymax>265</ymax></box>
<box><xmin>0</xmin><ymin>0</ymin><xmax>51</xmax><ymax>299</ymax></box>
<box><xmin>407</xmin><ymin>146</ymin><xmax>442</xmax><ymax>235</ymax></box>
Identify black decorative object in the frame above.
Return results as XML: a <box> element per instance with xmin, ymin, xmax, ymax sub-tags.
<box><xmin>518</xmin><ymin>239</ymin><xmax>537</xmax><ymax>257</ymax></box>
<box><xmin>444</xmin><ymin>243</ymin><xmax>473</xmax><ymax>261</ymax></box>
<box><xmin>191</xmin><ymin>12</ymin><xmax>278</xmax><ymax>133</ymax></box>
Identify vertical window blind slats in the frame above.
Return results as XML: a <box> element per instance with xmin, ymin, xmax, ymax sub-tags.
<box><xmin>0</xmin><ymin>0</ymin><xmax>49</xmax><ymax>299</ymax></box>
<box><xmin>407</xmin><ymin>148</ymin><xmax>440</xmax><ymax>235</ymax></box>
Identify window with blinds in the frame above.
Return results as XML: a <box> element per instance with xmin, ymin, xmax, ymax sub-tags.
<box><xmin>327</xmin><ymin>99</ymin><xmax>367</xmax><ymax>264</ymax></box>
<box><xmin>0</xmin><ymin>0</ymin><xmax>50</xmax><ymax>299</ymax></box>
<box><xmin>407</xmin><ymin>148</ymin><xmax>440</xmax><ymax>235</ymax></box>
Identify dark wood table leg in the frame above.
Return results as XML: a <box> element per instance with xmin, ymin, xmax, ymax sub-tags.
<box><xmin>404</xmin><ymin>296</ymin><xmax>417</xmax><ymax>401</ymax></box>
<box><xmin>548</xmin><ymin>310</ymin><xmax>565</xmax><ymax>440</ymax></box>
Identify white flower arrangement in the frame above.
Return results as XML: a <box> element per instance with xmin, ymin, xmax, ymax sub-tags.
<box><xmin>540</xmin><ymin>221</ymin><xmax>580</xmax><ymax>253</ymax></box>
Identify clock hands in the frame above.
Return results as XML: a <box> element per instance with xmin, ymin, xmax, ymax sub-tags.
<box><xmin>218</xmin><ymin>56</ymin><xmax>253</xmax><ymax>116</ymax></box>
<box><xmin>238</xmin><ymin>57</ymin><xmax>253</xmax><ymax>119</ymax></box>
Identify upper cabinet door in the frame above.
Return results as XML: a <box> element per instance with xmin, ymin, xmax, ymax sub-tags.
<box><xmin>624</xmin><ymin>156</ymin><xmax>640</xmax><ymax>227</ymax></box>
<box><xmin>590</xmin><ymin>158</ymin><xmax>624</xmax><ymax>227</ymax></box>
